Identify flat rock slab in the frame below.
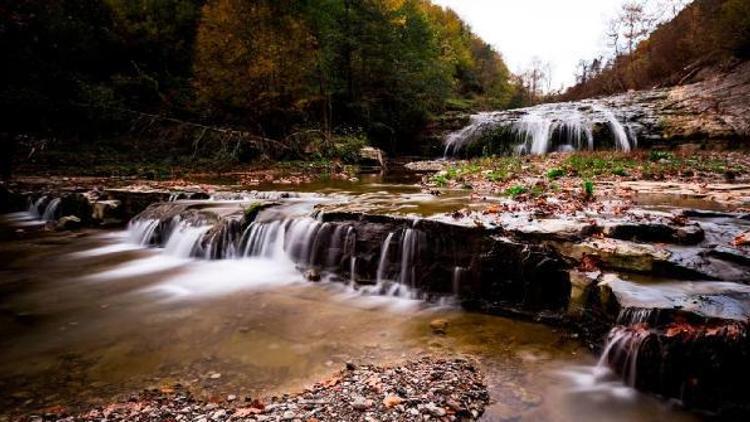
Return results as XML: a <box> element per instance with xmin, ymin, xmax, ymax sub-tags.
<box><xmin>598</xmin><ymin>273</ymin><xmax>750</xmax><ymax>323</ymax></box>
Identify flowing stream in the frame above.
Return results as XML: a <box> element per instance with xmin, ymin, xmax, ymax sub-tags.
<box><xmin>0</xmin><ymin>175</ymin><xmax>701</xmax><ymax>421</ymax></box>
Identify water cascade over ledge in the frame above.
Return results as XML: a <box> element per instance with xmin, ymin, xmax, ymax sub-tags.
<box><xmin>443</xmin><ymin>101</ymin><xmax>642</xmax><ymax>157</ymax></box>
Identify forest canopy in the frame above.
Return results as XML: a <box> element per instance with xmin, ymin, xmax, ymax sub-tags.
<box><xmin>564</xmin><ymin>0</ymin><xmax>750</xmax><ymax>100</ymax></box>
<box><xmin>1</xmin><ymin>0</ymin><xmax>521</xmax><ymax>153</ymax></box>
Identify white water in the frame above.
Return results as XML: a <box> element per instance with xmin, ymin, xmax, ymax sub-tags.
<box><xmin>363</xmin><ymin>226</ymin><xmax>424</xmax><ymax>300</ymax></box>
<box><xmin>444</xmin><ymin>102</ymin><xmax>637</xmax><ymax>157</ymax></box>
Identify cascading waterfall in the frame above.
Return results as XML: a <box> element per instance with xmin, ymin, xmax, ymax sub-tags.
<box><xmin>28</xmin><ymin>196</ymin><xmax>47</xmax><ymax>219</ymax></box>
<box><xmin>127</xmin><ymin>219</ymin><xmax>161</xmax><ymax>246</ymax></box>
<box><xmin>365</xmin><ymin>226</ymin><xmax>424</xmax><ymax>299</ymax></box>
<box><xmin>617</xmin><ymin>308</ymin><xmax>658</xmax><ymax>326</ymax></box>
<box><xmin>597</xmin><ymin>325</ymin><xmax>654</xmax><ymax>388</ymax></box>
<box><xmin>162</xmin><ymin>222</ymin><xmax>213</xmax><ymax>258</ymax></box>
<box><xmin>444</xmin><ymin>101</ymin><xmax>638</xmax><ymax>157</ymax></box>
<box><xmin>121</xmin><ymin>202</ymin><xmax>449</xmax><ymax>303</ymax></box>
<box><xmin>27</xmin><ymin>196</ymin><xmax>62</xmax><ymax>222</ymax></box>
<box><xmin>239</xmin><ymin>217</ymin><xmax>357</xmax><ymax>272</ymax></box>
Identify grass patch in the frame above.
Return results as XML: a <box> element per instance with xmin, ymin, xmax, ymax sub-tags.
<box><xmin>546</xmin><ymin>168</ymin><xmax>565</xmax><ymax>179</ymax></box>
<box><xmin>505</xmin><ymin>185</ymin><xmax>528</xmax><ymax>198</ymax></box>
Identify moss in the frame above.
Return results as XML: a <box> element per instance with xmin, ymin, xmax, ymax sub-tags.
<box><xmin>243</xmin><ymin>202</ymin><xmax>264</xmax><ymax>222</ymax></box>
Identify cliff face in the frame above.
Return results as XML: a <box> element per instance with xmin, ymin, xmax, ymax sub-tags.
<box><xmin>438</xmin><ymin>60</ymin><xmax>750</xmax><ymax>157</ymax></box>
<box><xmin>660</xmin><ymin>59</ymin><xmax>750</xmax><ymax>141</ymax></box>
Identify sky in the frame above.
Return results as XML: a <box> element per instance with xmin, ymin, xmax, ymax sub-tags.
<box><xmin>431</xmin><ymin>0</ymin><xmax>645</xmax><ymax>89</ymax></box>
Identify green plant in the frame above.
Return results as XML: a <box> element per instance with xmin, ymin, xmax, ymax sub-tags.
<box><xmin>243</xmin><ymin>202</ymin><xmax>264</xmax><ymax>222</ymax></box>
<box><xmin>505</xmin><ymin>185</ymin><xmax>528</xmax><ymax>198</ymax></box>
<box><xmin>582</xmin><ymin>180</ymin><xmax>595</xmax><ymax>198</ymax></box>
<box><xmin>431</xmin><ymin>173</ymin><xmax>449</xmax><ymax>187</ymax></box>
<box><xmin>649</xmin><ymin>150</ymin><xmax>674</xmax><ymax>162</ymax></box>
<box><xmin>546</xmin><ymin>168</ymin><xmax>565</xmax><ymax>179</ymax></box>
<box><xmin>611</xmin><ymin>167</ymin><xmax>628</xmax><ymax>177</ymax></box>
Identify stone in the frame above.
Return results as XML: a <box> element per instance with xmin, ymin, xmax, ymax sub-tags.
<box><xmin>559</xmin><ymin>238</ymin><xmax>671</xmax><ymax>273</ymax></box>
<box><xmin>351</xmin><ymin>396</ymin><xmax>373</xmax><ymax>411</ymax></box>
<box><xmin>304</xmin><ymin>269</ymin><xmax>321</xmax><ymax>282</ymax></box>
<box><xmin>56</xmin><ymin>215</ymin><xmax>82</xmax><ymax>231</ymax></box>
<box><xmin>567</xmin><ymin>270</ymin><xmax>601</xmax><ymax>318</ymax></box>
<box><xmin>357</xmin><ymin>147</ymin><xmax>386</xmax><ymax>168</ymax></box>
<box><xmin>429</xmin><ymin>319</ymin><xmax>448</xmax><ymax>335</ymax></box>
<box><xmin>423</xmin><ymin>403</ymin><xmax>447</xmax><ymax>417</ymax></box>
<box><xmin>383</xmin><ymin>395</ymin><xmax>403</xmax><ymax>408</ymax></box>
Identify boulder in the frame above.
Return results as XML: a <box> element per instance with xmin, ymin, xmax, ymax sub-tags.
<box><xmin>56</xmin><ymin>215</ymin><xmax>82</xmax><ymax>231</ymax></box>
<box><xmin>357</xmin><ymin>146</ymin><xmax>386</xmax><ymax>168</ymax></box>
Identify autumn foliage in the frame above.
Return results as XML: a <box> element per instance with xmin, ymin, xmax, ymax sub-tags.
<box><xmin>564</xmin><ymin>0</ymin><xmax>750</xmax><ymax>100</ymax></box>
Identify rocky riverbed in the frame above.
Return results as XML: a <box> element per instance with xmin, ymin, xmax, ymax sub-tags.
<box><xmin>37</xmin><ymin>358</ymin><xmax>488</xmax><ymax>422</ymax></box>
<box><xmin>3</xmin><ymin>155</ymin><xmax>750</xmax><ymax>418</ymax></box>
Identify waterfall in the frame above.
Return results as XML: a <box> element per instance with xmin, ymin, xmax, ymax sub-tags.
<box><xmin>617</xmin><ymin>308</ymin><xmax>658</xmax><ymax>326</ymax></box>
<box><xmin>127</xmin><ymin>219</ymin><xmax>161</xmax><ymax>246</ymax></box>
<box><xmin>444</xmin><ymin>101</ymin><xmax>638</xmax><ymax>157</ymax></box>
<box><xmin>41</xmin><ymin>198</ymin><xmax>61</xmax><ymax>221</ymax></box>
<box><xmin>240</xmin><ymin>217</ymin><xmax>356</xmax><ymax>271</ymax></box>
<box><xmin>202</xmin><ymin>219</ymin><xmax>243</xmax><ymax>260</ymax></box>
<box><xmin>596</xmin><ymin>106</ymin><xmax>632</xmax><ymax>152</ymax></box>
<box><xmin>28</xmin><ymin>196</ymin><xmax>47</xmax><ymax>219</ymax></box>
<box><xmin>162</xmin><ymin>222</ymin><xmax>213</xmax><ymax>258</ymax></box>
<box><xmin>452</xmin><ymin>266</ymin><xmax>466</xmax><ymax>296</ymax></box>
<box><xmin>366</xmin><ymin>226</ymin><xmax>424</xmax><ymax>299</ymax></box>
<box><xmin>597</xmin><ymin>325</ymin><xmax>653</xmax><ymax>388</ymax></box>
<box><xmin>444</xmin><ymin>112</ymin><xmax>500</xmax><ymax>156</ymax></box>
<box><xmin>27</xmin><ymin>196</ymin><xmax>62</xmax><ymax>222</ymax></box>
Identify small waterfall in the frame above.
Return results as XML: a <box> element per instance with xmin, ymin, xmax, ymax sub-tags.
<box><xmin>452</xmin><ymin>266</ymin><xmax>466</xmax><ymax>296</ymax></box>
<box><xmin>349</xmin><ymin>256</ymin><xmax>357</xmax><ymax>284</ymax></box>
<box><xmin>202</xmin><ymin>219</ymin><xmax>243</xmax><ymax>260</ymax></box>
<box><xmin>127</xmin><ymin>219</ymin><xmax>161</xmax><ymax>246</ymax></box>
<box><xmin>240</xmin><ymin>217</ymin><xmax>356</xmax><ymax>271</ymax></box>
<box><xmin>162</xmin><ymin>222</ymin><xmax>213</xmax><ymax>258</ymax></box>
<box><xmin>375</xmin><ymin>232</ymin><xmax>395</xmax><ymax>283</ymax></box>
<box><xmin>444</xmin><ymin>113</ymin><xmax>500</xmax><ymax>156</ymax></box>
<box><xmin>596</xmin><ymin>106</ymin><xmax>632</xmax><ymax>152</ymax></box>
<box><xmin>41</xmin><ymin>198</ymin><xmax>61</xmax><ymax>221</ymax></box>
<box><xmin>597</xmin><ymin>325</ymin><xmax>653</xmax><ymax>388</ymax></box>
<box><xmin>366</xmin><ymin>226</ymin><xmax>424</xmax><ymax>299</ymax></box>
<box><xmin>444</xmin><ymin>101</ymin><xmax>638</xmax><ymax>157</ymax></box>
<box><xmin>27</xmin><ymin>196</ymin><xmax>62</xmax><ymax>222</ymax></box>
<box><xmin>617</xmin><ymin>308</ymin><xmax>658</xmax><ymax>326</ymax></box>
<box><xmin>28</xmin><ymin>196</ymin><xmax>47</xmax><ymax>219</ymax></box>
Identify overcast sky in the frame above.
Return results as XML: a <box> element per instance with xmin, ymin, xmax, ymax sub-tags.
<box><xmin>431</xmin><ymin>0</ymin><xmax>649</xmax><ymax>89</ymax></box>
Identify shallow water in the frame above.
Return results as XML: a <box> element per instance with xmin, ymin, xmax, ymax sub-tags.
<box><xmin>0</xmin><ymin>225</ymin><xmax>699</xmax><ymax>421</ymax></box>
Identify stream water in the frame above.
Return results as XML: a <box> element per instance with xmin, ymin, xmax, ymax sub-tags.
<box><xmin>0</xmin><ymin>174</ymin><xmax>701</xmax><ymax>421</ymax></box>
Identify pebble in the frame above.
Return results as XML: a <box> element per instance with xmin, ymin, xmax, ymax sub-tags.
<box><xmin>59</xmin><ymin>357</ymin><xmax>489</xmax><ymax>421</ymax></box>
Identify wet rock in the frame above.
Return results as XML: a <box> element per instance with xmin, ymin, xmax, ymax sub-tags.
<box><xmin>601</xmin><ymin>221</ymin><xmax>704</xmax><ymax>245</ymax></box>
<box><xmin>58</xmin><ymin>193</ymin><xmax>94</xmax><ymax>224</ymax></box>
<box><xmin>595</xmin><ymin>273</ymin><xmax>750</xmax><ymax>324</ymax></box>
<box><xmin>357</xmin><ymin>147</ymin><xmax>386</xmax><ymax>168</ymax></box>
<box><xmin>509</xmin><ymin>218</ymin><xmax>597</xmax><ymax>242</ymax></box>
<box><xmin>56</xmin><ymin>215</ymin><xmax>82</xmax><ymax>231</ymax></box>
<box><xmin>567</xmin><ymin>270</ymin><xmax>601</xmax><ymax>318</ymax></box>
<box><xmin>92</xmin><ymin>200</ymin><xmax>122</xmax><ymax>225</ymax></box>
<box><xmin>429</xmin><ymin>318</ymin><xmax>448</xmax><ymax>335</ymax></box>
<box><xmin>305</xmin><ymin>269</ymin><xmax>321</xmax><ymax>282</ymax></box>
<box><xmin>558</xmin><ymin>238</ymin><xmax>671</xmax><ymax>273</ymax></box>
